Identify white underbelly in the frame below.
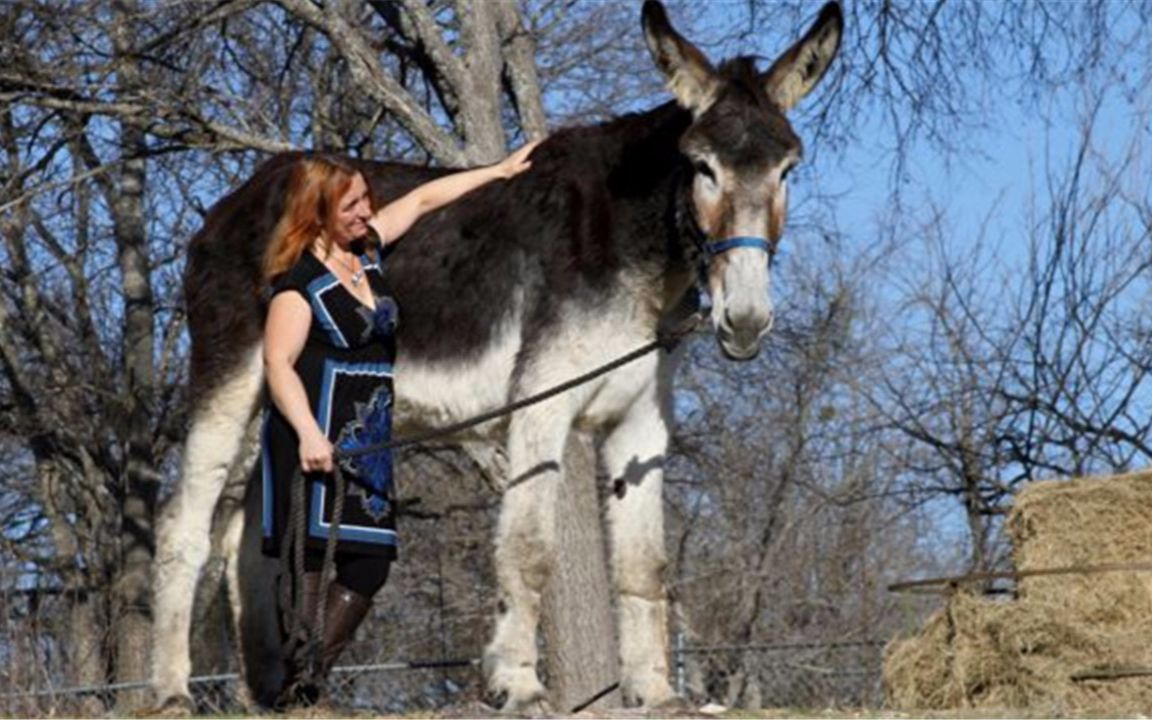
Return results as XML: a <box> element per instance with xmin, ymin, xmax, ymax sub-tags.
<box><xmin>390</xmin><ymin>286</ymin><xmax>670</xmax><ymax>441</ymax></box>
<box><xmin>392</xmin><ymin>314</ymin><xmax>522</xmax><ymax>440</ymax></box>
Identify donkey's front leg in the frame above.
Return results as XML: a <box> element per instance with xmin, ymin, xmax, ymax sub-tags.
<box><xmin>483</xmin><ymin>398</ymin><xmax>574</xmax><ymax>712</ymax></box>
<box><xmin>602</xmin><ymin>369</ymin><xmax>678</xmax><ymax>708</ymax></box>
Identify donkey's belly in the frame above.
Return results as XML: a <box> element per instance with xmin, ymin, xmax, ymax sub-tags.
<box><xmin>392</xmin><ymin>319</ymin><xmax>521</xmax><ymax>440</ymax></box>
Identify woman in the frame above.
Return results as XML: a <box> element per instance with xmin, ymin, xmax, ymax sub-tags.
<box><xmin>258</xmin><ymin>143</ymin><xmax>537</xmax><ymax>705</ymax></box>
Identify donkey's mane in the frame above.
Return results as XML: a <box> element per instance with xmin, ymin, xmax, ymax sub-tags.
<box><xmin>717</xmin><ymin>56</ymin><xmax>775</xmax><ymax>110</ymax></box>
<box><xmin>700</xmin><ymin>56</ymin><xmax>800</xmax><ymax>166</ymax></box>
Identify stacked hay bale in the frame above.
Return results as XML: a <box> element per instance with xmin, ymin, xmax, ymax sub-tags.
<box><xmin>884</xmin><ymin>470</ymin><xmax>1152</xmax><ymax>714</ymax></box>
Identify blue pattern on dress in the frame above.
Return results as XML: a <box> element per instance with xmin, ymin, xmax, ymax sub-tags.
<box><xmin>373</xmin><ymin>296</ymin><xmax>399</xmax><ymax>336</ymax></box>
<box><xmin>354</xmin><ymin>295</ymin><xmax>399</xmax><ymax>344</ymax></box>
<box><xmin>336</xmin><ymin>386</ymin><xmax>394</xmax><ymax>520</ymax></box>
<box><xmin>306</xmin><ymin>275</ymin><xmax>350</xmax><ymax>348</ymax></box>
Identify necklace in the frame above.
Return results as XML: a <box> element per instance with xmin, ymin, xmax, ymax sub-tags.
<box><xmin>329</xmin><ymin>253</ymin><xmax>365</xmax><ymax>287</ymax></box>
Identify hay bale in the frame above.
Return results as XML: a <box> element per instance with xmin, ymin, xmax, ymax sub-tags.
<box><xmin>885</xmin><ymin>470</ymin><xmax>1152</xmax><ymax>714</ymax></box>
<box><xmin>1009</xmin><ymin>470</ymin><xmax>1152</xmax><ymax>606</ymax></box>
<box><xmin>884</xmin><ymin>598</ymin><xmax>959</xmax><ymax>710</ymax></box>
<box><xmin>884</xmin><ymin>591</ymin><xmax>1103</xmax><ymax>713</ymax></box>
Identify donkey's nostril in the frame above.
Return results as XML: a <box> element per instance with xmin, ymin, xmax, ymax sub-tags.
<box><xmin>722</xmin><ymin>308</ymin><xmax>734</xmax><ymax>329</ymax></box>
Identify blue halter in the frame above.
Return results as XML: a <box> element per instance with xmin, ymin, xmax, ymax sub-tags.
<box><xmin>704</xmin><ymin>235</ymin><xmax>774</xmax><ymax>257</ymax></box>
<box><xmin>693</xmin><ymin>236</ymin><xmax>775</xmax><ymax>313</ymax></box>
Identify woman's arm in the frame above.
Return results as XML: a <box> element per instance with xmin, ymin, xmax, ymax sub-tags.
<box><xmin>264</xmin><ymin>291</ymin><xmax>334</xmax><ymax>473</ymax></box>
<box><xmin>369</xmin><ymin>139</ymin><xmax>541</xmax><ymax>245</ymax></box>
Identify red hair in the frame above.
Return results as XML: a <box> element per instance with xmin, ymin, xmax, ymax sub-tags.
<box><xmin>264</xmin><ymin>156</ymin><xmax>375</xmax><ymax>281</ymax></box>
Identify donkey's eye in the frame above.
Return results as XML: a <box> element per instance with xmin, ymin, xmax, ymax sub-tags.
<box><xmin>694</xmin><ymin>160</ymin><xmax>716</xmax><ymax>182</ymax></box>
<box><xmin>781</xmin><ymin>163</ymin><xmax>797</xmax><ymax>182</ymax></box>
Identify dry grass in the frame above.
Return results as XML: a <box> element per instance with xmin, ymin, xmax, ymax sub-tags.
<box><xmin>884</xmin><ymin>469</ymin><xmax>1152</xmax><ymax>715</ymax></box>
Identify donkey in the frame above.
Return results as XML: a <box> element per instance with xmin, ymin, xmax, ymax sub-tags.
<box><xmin>151</xmin><ymin>0</ymin><xmax>842</xmax><ymax>712</ymax></box>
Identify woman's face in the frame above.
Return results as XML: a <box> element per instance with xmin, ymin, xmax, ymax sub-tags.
<box><xmin>330</xmin><ymin>172</ymin><xmax>373</xmax><ymax>245</ymax></box>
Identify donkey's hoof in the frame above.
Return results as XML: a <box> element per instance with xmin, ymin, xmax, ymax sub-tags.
<box><xmin>503</xmin><ymin>696</ymin><xmax>552</xmax><ymax>716</ymax></box>
<box><xmin>652</xmin><ymin>694</ymin><xmax>691</xmax><ymax>711</ymax></box>
<box><xmin>484</xmin><ymin>690</ymin><xmax>551</xmax><ymax>716</ymax></box>
<box><xmin>622</xmin><ymin>678</ymin><xmax>681</xmax><ymax>710</ymax></box>
<box><xmin>483</xmin><ymin>688</ymin><xmax>508</xmax><ymax>710</ymax></box>
<box><xmin>137</xmin><ymin>694</ymin><xmax>195</xmax><ymax>717</ymax></box>
<box><xmin>484</xmin><ymin>670</ymin><xmax>550</xmax><ymax>715</ymax></box>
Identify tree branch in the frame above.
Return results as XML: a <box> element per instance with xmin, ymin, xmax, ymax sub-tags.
<box><xmin>275</xmin><ymin>0</ymin><xmax>467</xmax><ymax>165</ymax></box>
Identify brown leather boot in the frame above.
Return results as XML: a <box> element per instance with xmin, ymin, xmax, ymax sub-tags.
<box><xmin>320</xmin><ymin>583</ymin><xmax>373</xmax><ymax>674</ymax></box>
<box><xmin>279</xmin><ymin>570</ymin><xmax>324</xmax><ymax>640</ymax></box>
<box><xmin>299</xmin><ymin>571</ymin><xmax>324</xmax><ymax>633</ymax></box>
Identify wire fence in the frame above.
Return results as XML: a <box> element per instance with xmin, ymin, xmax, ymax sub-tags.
<box><xmin>0</xmin><ymin>634</ymin><xmax>885</xmax><ymax>716</ymax></box>
<box><xmin>2</xmin><ymin>574</ymin><xmax>888</xmax><ymax>716</ymax></box>
<box><xmin>674</xmin><ymin>637</ymin><xmax>886</xmax><ymax>711</ymax></box>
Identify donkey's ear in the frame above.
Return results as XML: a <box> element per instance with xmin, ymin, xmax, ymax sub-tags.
<box><xmin>762</xmin><ymin>2</ymin><xmax>843</xmax><ymax>112</ymax></box>
<box><xmin>642</xmin><ymin>0</ymin><xmax>720</xmax><ymax>114</ymax></box>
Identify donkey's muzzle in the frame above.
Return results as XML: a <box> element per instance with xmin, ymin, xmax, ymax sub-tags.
<box><xmin>716</xmin><ymin>306</ymin><xmax>773</xmax><ymax>361</ymax></box>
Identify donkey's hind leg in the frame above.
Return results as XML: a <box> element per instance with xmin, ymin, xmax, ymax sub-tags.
<box><xmin>225</xmin><ymin>458</ymin><xmax>284</xmax><ymax>710</ymax></box>
<box><xmin>483</xmin><ymin>390</ymin><xmax>582</xmax><ymax>712</ymax></box>
<box><xmin>602</xmin><ymin>363</ymin><xmax>678</xmax><ymax>708</ymax></box>
<box><xmin>152</xmin><ymin>346</ymin><xmax>263</xmax><ymax>710</ymax></box>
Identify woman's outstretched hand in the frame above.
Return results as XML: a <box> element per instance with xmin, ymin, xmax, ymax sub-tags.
<box><xmin>497</xmin><ymin>139</ymin><xmax>544</xmax><ymax>179</ymax></box>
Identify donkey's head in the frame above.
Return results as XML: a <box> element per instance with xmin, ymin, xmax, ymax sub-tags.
<box><xmin>643</xmin><ymin>1</ymin><xmax>842</xmax><ymax>360</ymax></box>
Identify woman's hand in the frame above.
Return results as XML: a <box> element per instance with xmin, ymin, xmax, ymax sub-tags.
<box><xmin>299</xmin><ymin>428</ymin><xmax>335</xmax><ymax>474</ymax></box>
<box><xmin>372</xmin><ymin>137</ymin><xmax>546</xmax><ymax>244</ymax></box>
<box><xmin>496</xmin><ymin>139</ymin><xmax>544</xmax><ymax>179</ymax></box>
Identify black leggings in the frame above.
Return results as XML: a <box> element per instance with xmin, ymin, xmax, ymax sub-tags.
<box><xmin>302</xmin><ymin>550</ymin><xmax>392</xmax><ymax>597</ymax></box>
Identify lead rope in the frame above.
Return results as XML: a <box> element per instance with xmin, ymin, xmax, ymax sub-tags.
<box><xmin>276</xmin><ymin>468</ymin><xmax>306</xmax><ymax>702</ymax></box>
<box><xmin>338</xmin><ymin>310</ymin><xmax>704</xmax><ymax>463</ymax></box>
<box><xmin>277</xmin><ymin>310</ymin><xmax>703</xmax><ymax>706</ymax></box>
<box><xmin>278</xmin><ymin>465</ymin><xmax>345</xmax><ymax>705</ymax></box>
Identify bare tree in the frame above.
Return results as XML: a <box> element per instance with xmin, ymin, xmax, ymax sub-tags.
<box><xmin>872</xmin><ymin>95</ymin><xmax>1152</xmax><ymax>574</ymax></box>
<box><xmin>0</xmin><ymin>2</ymin><xmax>187</xmax><ymax>708</ymax></box>
<box><xmin>997</xmin><ymin>102</ymin><xmax>1152</xmax><ymax>478</ymax></box>
<box><xmin>870</xmin><ymin>212</ymin><xmax>1014</xmax><ymax>573</ymax></box>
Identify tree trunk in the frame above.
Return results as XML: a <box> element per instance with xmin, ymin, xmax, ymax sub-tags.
<box><xmin>110</xmin><ymin>2</ymin><xmax>158</xmax><ymax>709</ymax></box>
<box><xmin>43</xmin><ymin>464</ymin><xmax>106</xmax><ymax>716</ymax></box>
<box><xmin>541</xmin><ymin>432</ymin><xmax>620</xmax><ymax>712</ymax></box>
<box><xmin>68</xmin><ymin>592</ymin><xmax>107</xmax><ymax>716</ymax></box>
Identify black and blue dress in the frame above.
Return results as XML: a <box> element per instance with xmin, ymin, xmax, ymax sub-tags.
<box><xmin>258</xmin><ymin>243</ymin><xmax>399</xmax><ymax>560</ymax></box>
